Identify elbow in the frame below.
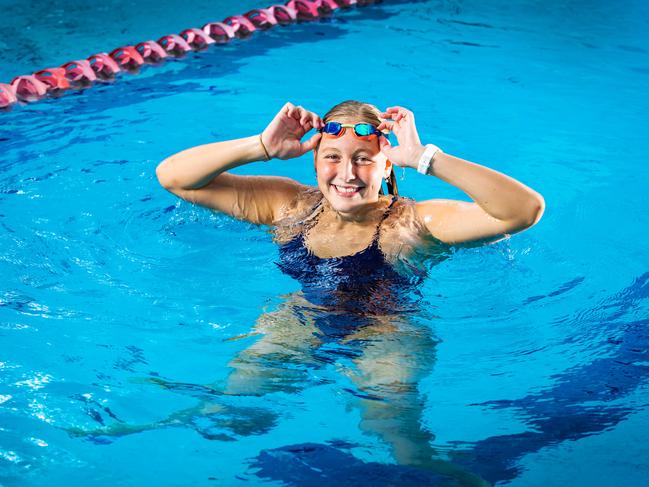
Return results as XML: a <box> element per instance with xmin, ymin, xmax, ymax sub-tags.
<box><xmin>519</xmin><ymin>195</ymin><xmax>546</xmax><ymax>229</ymax></box>
<box><xmin>506</xmin><ymin>195</ymin><xmax>545</xmax><ymax>234</ymax></box>
<box><xmin>529</xmin><ymin>194</ymin><xmax>545</xmax><ymax>226</ymax></box>
<box><xmin>156</xmin><ymin>159</ymin><xmax>177</xmax><ymax>191</ymax></box>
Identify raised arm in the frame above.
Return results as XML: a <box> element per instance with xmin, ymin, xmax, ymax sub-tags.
<box><xmin>155</xmin><ymin>102</ymin><xmax>323</xmax><ymax>225</ymax></box>
<box><xmin>378</xmin><ymin>106</ymin><xmax>545</xmax><ymax>245</ymax></box>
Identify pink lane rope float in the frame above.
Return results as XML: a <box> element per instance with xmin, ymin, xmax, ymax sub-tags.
<box><xmin>0</xmin><ymin>0</ymin><xmax>378</xmax><ymax>110</ymax></box>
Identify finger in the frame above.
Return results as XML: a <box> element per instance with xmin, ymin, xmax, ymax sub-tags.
<box><xmin>384</xmin><ymin>106</ymin><xmax>412</xmax><ymax>122</ymax></box>
<box><xmin>288</xmin><ymin>105</ymin><xmax>302</xmax><ymax>121</ymax></box>
<box><xmin>299</xmin><ymin>109</ymin><xmax>311</xmax><ymax>127</ymax></box>
<box><xmin>377</xmin><ymin>121</ymin><xmax>394</xmax><ymax>132</ymax></box>
<box><xmin>304</xmin><ymin>111</ymin><xmax>321</xmax><ymax>131</ymax></box>
<box><xmin>310</xmin><ymin>112</ymin><xmax>322</xmax><ymax>129</ymax></box>
<box><xmin>382</xmin><ymin>106</ymin><xmax>402</xmax><ymax>116</ymax></box>
<box><xmin>295</xmin><ymin>105</ymin><xmax>306</xmax><ymax>120</ymax></box>
<box><xmin>282</xmin><ymin>102</ymin><xmax>295</xmax><ymax>116</ymax></box>
<box><xmin>400</xmin><ymin>108</ymin><xmax>414</xmax><ymax>122</ymax></box>
<box><xmin>392</xmin><ymin>106</ymin><xmax>412</xmax><ymax>115</ymax></box>
<box><xmin>300</xmin><ymin>132</ymin><xmax>322</xmax><ymax>153</ymax></box>
<box><xmin>382</xmin><ymin>107</ymin><xmax>410</xmax><ymax>122</ymax></box>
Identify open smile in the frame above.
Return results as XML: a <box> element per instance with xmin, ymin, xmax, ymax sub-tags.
<box><xmin>331</xmin><ymin>184</ymin><xmax>364</xmax><ymax>198</ymax></box>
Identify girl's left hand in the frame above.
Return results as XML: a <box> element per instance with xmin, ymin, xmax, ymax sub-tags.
<box><xmin>377</xmin><ymin>106</ymin><xmax>426</xmax><ymax>169</ymax></box>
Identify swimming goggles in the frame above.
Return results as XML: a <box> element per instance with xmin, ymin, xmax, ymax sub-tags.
<box><xmin>319</xmin><ymin>122</ymin><xmax>386</xmax><ymax>140</ymax></box>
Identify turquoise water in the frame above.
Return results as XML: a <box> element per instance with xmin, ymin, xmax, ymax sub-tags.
<box><xmin>1</xmin><ymin>0</ymin><xmax>649</xmax><ymax>485</ymax></box>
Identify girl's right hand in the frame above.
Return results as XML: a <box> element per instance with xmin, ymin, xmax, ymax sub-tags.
<box><xmin>261</xmin><ymin>102</ymin><xmax>323</xmax><ymax>160</ymax></box>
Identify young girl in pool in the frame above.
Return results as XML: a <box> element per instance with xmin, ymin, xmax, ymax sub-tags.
<box><xmin>156</xmin><ymin>100</ymin><xmax>544</xmax><ymax>281</ymax></box>
<box><xmin>151</xmin><ymin>100</ymin><xmax>543</xmax><ymax>485</ymax></box>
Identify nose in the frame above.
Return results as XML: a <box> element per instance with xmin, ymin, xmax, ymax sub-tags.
<box><xmin>341</xmin><ymin>158</ymin><xmax>357</xmax><ymax>182</ymax></box>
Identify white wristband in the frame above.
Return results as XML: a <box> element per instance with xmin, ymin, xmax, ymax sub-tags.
<box><xmin>416</xmin><ymin>144</ymin><xmax>442</xmax><ymax>175</ymax></box>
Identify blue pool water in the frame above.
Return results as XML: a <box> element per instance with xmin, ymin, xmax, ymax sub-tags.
<box><xmin>1</xmin><ymin>0</ymin><xmax>649</xmax><ymax>485</ymax></box>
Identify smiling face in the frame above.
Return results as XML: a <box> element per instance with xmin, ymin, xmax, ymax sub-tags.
<box><xmin>314</xmin><ymin>120</ymin><xmax>392</xmax><ymax>215</ymax></box>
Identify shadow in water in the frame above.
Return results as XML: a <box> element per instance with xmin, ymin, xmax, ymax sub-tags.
<box><xmin>251</xmin><ymin>442</ymin><xmax>461</xmax><ymax>487</ymax></box>
<box><xmin>450</xmin><ymin>271</ymin><xmax>649</xmax><ymax>483</ymax></box>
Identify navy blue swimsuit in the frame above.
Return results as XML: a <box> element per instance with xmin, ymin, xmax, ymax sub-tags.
<box><xmin>276</xmin><ymin>195</ymin><xmax>425</xmax><ymax>318</ymax></box>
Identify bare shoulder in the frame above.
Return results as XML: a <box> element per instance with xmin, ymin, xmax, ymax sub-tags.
<box><xmin>273</xmin><ymin>185</ymin><xmax>323</xmax><ymax>244</ymax></box>
<box><xmin>379</xmin><ymin>196</ymin><xmax>435</xmax><ymax>259</ymax></box>
<box><xmin>275</xmin><ymin>184</ymin><xmax>321</xmax><ymax>220</ymax></box>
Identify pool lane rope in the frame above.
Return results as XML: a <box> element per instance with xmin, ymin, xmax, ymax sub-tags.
<box><xmin>0</xmin><ymin>0</ymin><xmax>378</xmax><ymax>109</ymax></box>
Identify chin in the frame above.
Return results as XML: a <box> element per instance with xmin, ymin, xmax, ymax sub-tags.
<box><xmin>324</xmin><ymin>183</ymin><xmax>378</xmax><ymax>212</ymax></box>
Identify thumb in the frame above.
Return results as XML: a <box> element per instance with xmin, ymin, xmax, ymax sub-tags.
<box><xmin>300</xmin><ymin>132</ymin><xmax>322</xmax><ymax>154</ymax></box>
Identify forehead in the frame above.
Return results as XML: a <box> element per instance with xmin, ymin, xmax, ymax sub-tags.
<box><xmin>319</xmin><ymin>134</ymin><xmax>379</xmax><ymax>153</ymax></box>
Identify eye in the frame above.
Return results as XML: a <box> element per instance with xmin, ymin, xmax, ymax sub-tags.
<box><xmin>324</xmin><ymin>154</ymin><xmax>340</xmax><ymax>161</ymax></box>
<box><xmin>354</xmin><ymin>156</ymin><xmax>373</xmax><ymax>165</ymax></box>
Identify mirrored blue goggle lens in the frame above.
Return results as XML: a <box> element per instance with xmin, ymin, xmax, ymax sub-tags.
<box><xmin>322</xmin><ymin>122</ymin><xmax>343</xmax><ymax>135</ymax></box>
<box><xmin>320</xmin><ymin>122</ymin><xmax>381</xmax><ymax>137</ymax></box>
<box><xmin>354</xmin><ymin>124</ymin><xmax>376</xmax><ymax>136</ymax></box>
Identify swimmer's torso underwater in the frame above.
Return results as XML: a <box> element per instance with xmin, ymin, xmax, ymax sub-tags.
<box><xmin>142</xmin><ymin>100</ymin><xmax>546</xmax><ymax>485</ymax></box>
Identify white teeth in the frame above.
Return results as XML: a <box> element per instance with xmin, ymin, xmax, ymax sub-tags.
<box><xmin>333</xmin><ymin>185</ymin><xmax>361</xmax><ymax>193</ymax></box>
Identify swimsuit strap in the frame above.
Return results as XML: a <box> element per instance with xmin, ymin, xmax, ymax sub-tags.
<box><xmin>371</xmin><ymin>195</ymin><xmax>398</xmax><ymax>243</ymax></box>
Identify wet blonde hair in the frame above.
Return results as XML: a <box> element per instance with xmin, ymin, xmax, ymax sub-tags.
<box><xmin>322</xmin><ymin>99</ymin><xmax>383</xmax><ymax>126</ymax></box>
<box><xmin>317</xmin><ymin>100</ymin><xmax>398</xmax><ymax>196</ymax></box>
